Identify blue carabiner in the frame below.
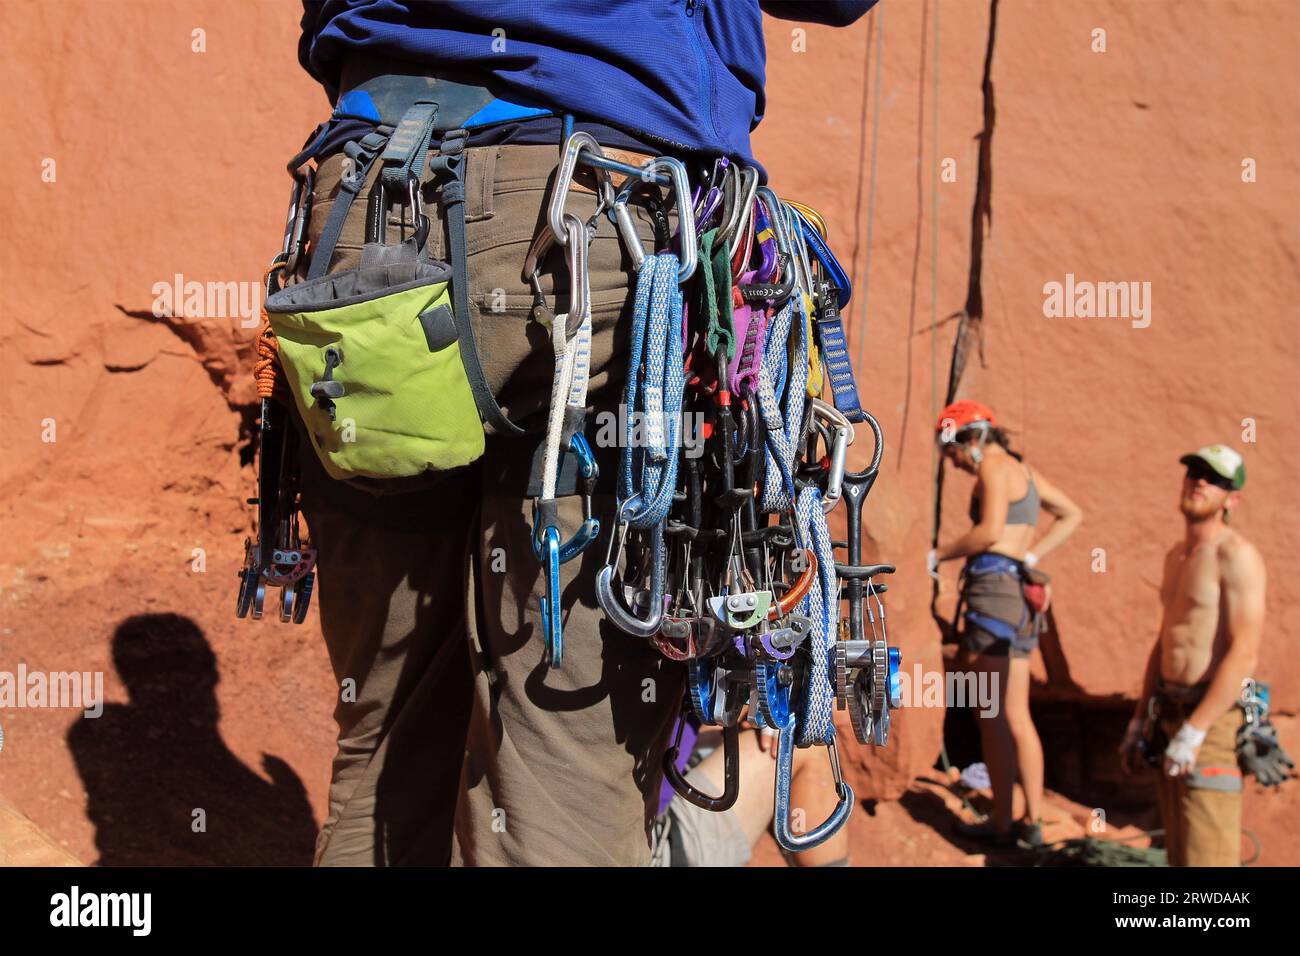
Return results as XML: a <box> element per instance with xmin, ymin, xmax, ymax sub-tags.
<box><xmin>536</xmin><ymin>525</ymin><xmax>563</xmax><ymax>667</ymax></box>
<box><xmin>791</xmin><ymin>208</ymin><xmax>852</xmax><ymax>308</ymax></box>
<box><xmin>773</xmin><ymin>721</ymin><xmax>855</xmax><ymax>853</ymax></box>
<box><xmin>530</xmin><ymin>433</ymin><xmax>602</xmax><ymax>667</ymax></box>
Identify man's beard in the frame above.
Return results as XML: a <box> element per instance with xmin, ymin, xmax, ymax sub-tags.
<box><xmin>1180</xmin><ymin>493</ymin><xmax>1222</xmax><ymax>522</ymax></box>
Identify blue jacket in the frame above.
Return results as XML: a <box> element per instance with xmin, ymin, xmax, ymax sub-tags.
<box><xmin>299</xmin><ymin>0</ymin><xmax>875</xmax><ymax>166</ymax></box>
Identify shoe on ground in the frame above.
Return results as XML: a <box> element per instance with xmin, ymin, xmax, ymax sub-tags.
<box><xmin>955</xmin><ymin>818</ymin><xmax>1015</xmax><ymax>846</ymax></box>
<box><xmin>1013</xmin><ymin>819</ymin><xmax>1044</xmax><ymax>849</ymax></box>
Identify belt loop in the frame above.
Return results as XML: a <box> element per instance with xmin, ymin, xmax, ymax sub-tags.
<box><xmin>464</xmin><ymin>145</ymin><xmax>497</xmax><ymax>223</ymax></box>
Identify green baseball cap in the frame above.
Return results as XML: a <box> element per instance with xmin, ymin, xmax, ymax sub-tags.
<box><xmin>1179</xmin><ymin>444</ymin><xmax>1246</xmax><ymax>490</ymax></box>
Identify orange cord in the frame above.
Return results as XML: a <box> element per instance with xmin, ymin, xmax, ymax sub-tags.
<box><xmin>254</xmin><ymin>261</ymin><xmax>289</xmax><ymax>402</ymax></box>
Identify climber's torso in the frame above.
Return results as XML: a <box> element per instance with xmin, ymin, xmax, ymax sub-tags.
<box><xmin>1158</xmin><ymin>532</ymin><xmax>1237</xmax><ymax>686</ymax></box>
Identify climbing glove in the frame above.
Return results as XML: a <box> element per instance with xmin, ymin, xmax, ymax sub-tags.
<box><xmin>1237</xmin><ymin>720</ymin><xmax>1296</xmax><ymax>788</ymax></box>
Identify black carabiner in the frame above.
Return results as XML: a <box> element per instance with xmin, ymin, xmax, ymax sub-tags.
<box><xmin>364</xmin><ymin>174</ymin><xmax>430</xmax><ymax>250</ymax></box>
<box><xmin>662</xmin><ymin>712</ymin><xmax>740</xmax><ymax>812</ymax></box>
<box><xmin>738</xmin><ymin>253</ymin><xmax>795</xmax><ymax>307</ymax></box>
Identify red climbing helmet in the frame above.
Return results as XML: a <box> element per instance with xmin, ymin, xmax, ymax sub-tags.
<box><xmin>935</xmin><ymin>400</ymin><xmax>996</xmax><ymax>443</ymax></box>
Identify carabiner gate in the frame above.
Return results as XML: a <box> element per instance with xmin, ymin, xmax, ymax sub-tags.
<box><xmin>807</xmin><ymin>398</ymin><xmax>854</xmax><ymax>513</ymax></box>
<box><xmin>524</xmin><ymin>212</ymin><xmax>590</xmax><ymax>323</ymax></box>
<box><xmin>612</xmin><ymin>156</ymin><xmax>698</xmax><ymax>283</ymax></box>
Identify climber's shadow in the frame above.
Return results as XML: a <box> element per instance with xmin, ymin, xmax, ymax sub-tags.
<box><xmin>67</xmin><ymin>613</ymin><xmax>317</xmax><ymax>865</ymax></box>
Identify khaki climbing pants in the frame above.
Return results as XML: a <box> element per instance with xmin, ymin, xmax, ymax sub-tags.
<box><xmin>1154</xmin><ymin>689</ymin><xmax>1243</xmax><ymax>868</ymax></box>
<box><xmin>294</xmin><ymin>142</ymin><xmax>686</xmax><ymax>866</ymax></box>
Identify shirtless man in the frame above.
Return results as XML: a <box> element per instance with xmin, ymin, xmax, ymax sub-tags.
<box><xmin>1120</xmin><ymin>444</ymin><xmax>1265</xmax><ymax>867</ymax></box>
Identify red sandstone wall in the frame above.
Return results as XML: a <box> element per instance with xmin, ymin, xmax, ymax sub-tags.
<box><xmin>756</xmin><ymin>0</ymin><xmax>1299</xmax><ymax>798</ymax></box>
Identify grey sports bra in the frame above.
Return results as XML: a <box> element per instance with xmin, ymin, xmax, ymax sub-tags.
<box><xmin>969</xmin><ymin>465</ymin><xmax>1041</xmax><ymax>526</ymax></box>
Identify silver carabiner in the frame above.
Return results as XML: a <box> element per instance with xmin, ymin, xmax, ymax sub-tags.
<box><xmin>563</xmin><ymin>213</ymin><xmax>591</xmax><ymax>330</ymax></box>
<box><xmin>773</xmin><ymin>723</ymin><xmax>855</xmax><ymax>853</ymax></box>
<box><xmin>808</xmin><ymin>398</ymin><xmax>855</xmax><ymax>513</ymax></box>
<box><xmin>611</xmin><ymin>194</ymin><xmax>647</xmax><ymax>273</ymax></box>
<box><xmin>523</xmin><ymin>212</ymin><xmax>590</xmax><ymax>323</ymax></box>
<box><xmin>612</xmin><ymin>157</ymin><xmax>698</xmax><ymax>283</ymax></box>
<box><xmin>726</xmin><ymin>166</ymin><xmax>761</xmax><ymax>261</ymax></box>
<box><xmin>714</xmin><ymin>164</ymin><xmax>745</xmax><ymax>248</ymax></box>
<box><xmin>756</xmin><ymin>186</ymin><xmax>797</xmax><ymax>264</ymax></box>
<box><xmin>595</xmin><ymin>517</ymin><xmax>667</xmax><ymax>639</ymax></box>
<box><xmin>781</xmin><ymin>200</ymin><xmax>818</xmax><ymax>305</ymax></box>
<box><xmin>282</xmin><ymin>167</ymin><xmax>314</xmax><ymax>275</ymax></box>
<box><xmin>548</xmin><ymin>131</ymin><xmax>614</xmax><ymax>245</ymax></box>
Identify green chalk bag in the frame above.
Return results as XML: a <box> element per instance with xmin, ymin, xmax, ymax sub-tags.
<box><xmin>264</xmin><ymin>121</ymin><xmax>521</xmax><ymax>485</ymax></box>
<box><xmin>264</xmin><ymin>258</ymin><xmax>485</xmax><ymax>481</ymax></box>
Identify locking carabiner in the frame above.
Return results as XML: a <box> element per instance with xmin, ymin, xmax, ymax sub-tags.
<box><xmin>773</xmin><ymin>721</ymin><xmax>855</xmax><ymax>853</ymax></box>
<box><xmin>364</xmin><ymin>172</ymin><xmax>430</xmax><ymax>250</ymax></box>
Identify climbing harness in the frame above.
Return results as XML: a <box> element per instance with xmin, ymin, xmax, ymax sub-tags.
<box><xmin>239</xmin><ymin>95</ymin><xmax>904</xmax><ymax>853</ymax></box>
<box><xmin>956</xmin><ymin>553</ymin><xmax>1044</xmax><ymax>647</ymax></box>
<box><xmin>235</xmin><ymin>87</ymin><xmax>533</xmax><ymax>622</ymax></box>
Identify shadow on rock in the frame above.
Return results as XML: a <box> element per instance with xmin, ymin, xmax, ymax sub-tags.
<box><xmin>67</xmin><ymin>613</ymin><xmax>317</xmax><ymax>865</ymax></box>
<box><xmin>898</xmin><ymin>780</ymin><xmax>1028</xmax><ymax>867</ymax></box>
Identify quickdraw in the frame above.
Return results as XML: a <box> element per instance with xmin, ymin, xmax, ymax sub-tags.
<box><xmin>527</xmin><ymin>146</ymin><xmax>608</xmax><ymax>667</ymax></box>
<box><xmin>595</xmin><ymin>251</ymin><xmax>685</xmax><ymax>640</ymax></box>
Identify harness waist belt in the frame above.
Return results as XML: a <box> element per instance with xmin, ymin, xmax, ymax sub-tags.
<box><xmin>337</xmin><ymin>73</ymin><xmax>551</xmax><ymax>131</ymax></box>
<box><xmin>1155</xmin><ymin>679</ymin><xmax>1211</xmax><ymax>709</ymax></box>
<box><xmin>965</xmin><ymin>553</ymin><xmax>1025</xmax><ymax>578</ymax></box>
